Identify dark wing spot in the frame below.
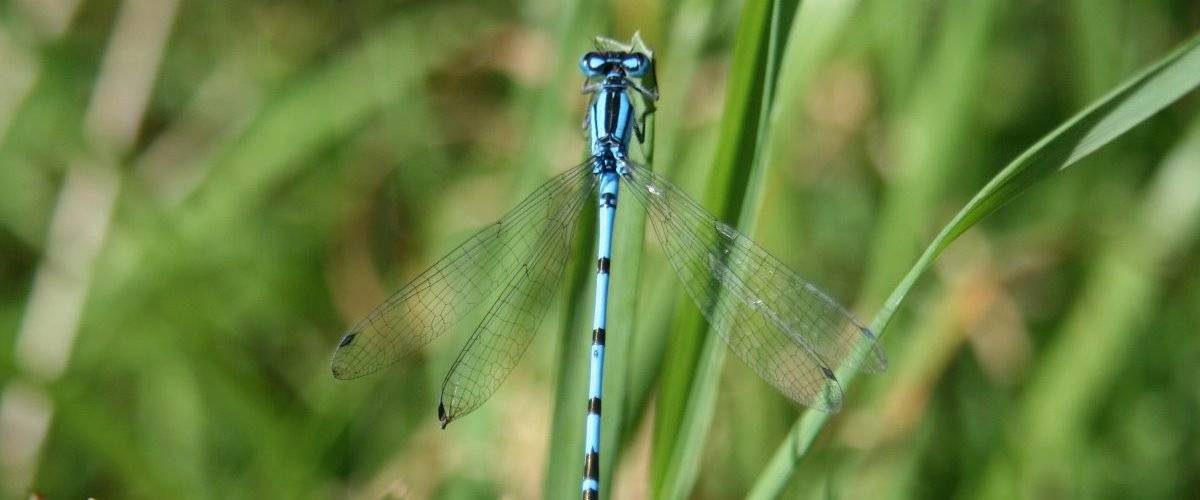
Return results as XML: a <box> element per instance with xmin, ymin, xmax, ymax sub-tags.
<box><xmin>338</xmin><ymin>332</ymin><xmax>357</xmax><ymax>347</ymax></box>
<box><xmin>438</xmin><ymin>402</ymin><xmax>451</xmax><ymax>429</ymax></box>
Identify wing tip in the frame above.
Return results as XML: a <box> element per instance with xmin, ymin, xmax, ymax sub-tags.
<box><xmin>870</xmin><ymin>344</ymin><xmax>889</xmax><ymax>372</ymax></box>
<box><xmin>791</xmin><ymin>369</ymin><xmax>844</xmax><ymax>413</ymax></box>
<box><xmin>817</xmin><ymin>378</ymin><xmax>845</xmax><ymax>413</ymax></box>
<box><xmin>438</xmin><ymin>401</ymin><xmax>453</xmax><ymax>429</ymax></box>
<box><xmin>329</xmin><ymin>361</ymin><xmax>353</xmax><ymax>380</ymax></box>
<box><xmin>856</xmin><ymin>325</ymin><xmax>889</xmax><ymax>373</ymax></box>
<box><xmin>330</xmin><ymin>330</ymin><xmax>365</xmax><ymax>380</ymax></box>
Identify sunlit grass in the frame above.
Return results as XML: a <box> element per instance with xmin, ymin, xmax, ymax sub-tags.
<box><xmin>0</xmin><ymin>1</ymin><xmax>1197</xmax><ymax>499</ymax></box>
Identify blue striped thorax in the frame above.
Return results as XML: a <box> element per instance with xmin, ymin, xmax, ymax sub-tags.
<box><xmin>580</xmin><ymin>49</ymin><xmax>657</xmax><ymax>169</ymax></box>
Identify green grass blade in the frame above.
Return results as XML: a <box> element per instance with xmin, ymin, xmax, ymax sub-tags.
<box><xmin>612</xmin><ymin>0</ymin><xmax>721</xmax><ymax>472</ymax></box>
<box><xmin>54</xmin><ymin>7</ymin><xmax>489</xmax><ymax>497</ymax></box>
<box><xmin>859</xmin><ymin>0</ymin><xmax>1001</xmax><ymax>305</ymax></box>
<box><xmin>716</xmin><ymin>0</ymin><xmax>870</xmax><ymax>490</ymax></box>
<box><xmin>185</xmin><ymin>7</ymin><xmax>487</xmax><ymax>223</ymax></box>
<box><xmin>538</xmin><ymin>2</ymin><xmax>614</xmax><ymax>499</ymax></box>
<box><xmin>650</xmin><ymin>0</ymin><xmax>796</xmax><ymax>498</ymax></box>
<box><xmin>747</xmin><ymin>30</ymin><xmax>1200</xmax><ymax>500</ymax></box>
<box><xmin>977</xmin><ymin>116</ymin><xmax>1200</xmax><ymax>498</ymax></box>
<box><xmin>598</xmin><ymin>30</ymin><xmax>656</xmax><ymax>497</ymax></box>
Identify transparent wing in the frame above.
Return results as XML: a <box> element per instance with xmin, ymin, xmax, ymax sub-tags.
<box><xmin>436</xmin><ymin>163</ymin><xmax>594</xmax><ymax>427</ymax></box>
<box><xmin>623</xmin><ymin>164</ymin><xmax>885</xmax><ymax>411</ymax></box>
<box><xmin>331</xmin><ymin>160</ymin><xmax>596</xmax><ymax>383</ymax></box>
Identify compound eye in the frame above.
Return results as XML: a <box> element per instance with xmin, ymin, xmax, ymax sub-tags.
<box><xmin>621</xmin><ymin>53</ymin><xmax>649</xmax><ymax>77</ymax></box>
<box><xmin>580</xmin><ymin>52</ymin><xmax>607</xmax><ymax>76</ymax></box>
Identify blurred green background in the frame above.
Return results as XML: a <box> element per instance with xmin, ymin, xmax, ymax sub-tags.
<box><xmin>1</xmin><ymin>0</ymin><xmax>1198</xmax><ymax>498</ymax></box>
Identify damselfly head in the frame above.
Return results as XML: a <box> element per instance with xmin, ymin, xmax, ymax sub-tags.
<box><xmin>578</xmin><ymin>51</ymin><xmax>650</xmax><ymax>78</ymax></box>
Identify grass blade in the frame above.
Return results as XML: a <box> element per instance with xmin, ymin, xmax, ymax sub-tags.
<box><xmin>977</xmin><ymin>116</ymin><xmax>1200</xmax><ymax>497</ymax></box>
<box><xmin>598</xmin><ymin>31</ymin><xmax>656</xmax><ymax>496</ymax></box>
<box><xmin>609</xmin><ymin>3</ymin><xmax>722</xmax><ymax>486</ymax></box>
<box><xmin>650</xmin><ymin>0</ymin><xmax>796</xmax><ymax>498</ymax></box>
<box><xmin>748</xmin><ymin>29</ymin><xmax>1200</xmax><ymax>500</ymax></box>
<box><xmin>537</xmin><ymin>1</ymin><xmax>611</xmax><ymax>497</ymax></box>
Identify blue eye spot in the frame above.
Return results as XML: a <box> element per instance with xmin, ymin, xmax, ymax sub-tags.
<box><xmin>580</xmin><ymin>52</ymin><xmax>607</xmax><ymax>76</ymax></box>
<box><xmin>621</xmin><ymin>54</ymin><xmax>649</xmax><ymax>77</ymax></box>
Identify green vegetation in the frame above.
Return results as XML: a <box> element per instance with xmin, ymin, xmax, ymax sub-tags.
<box><xmin>0</xmin><ymin>0</ymin><xmax>1197</xmax><ymax>498</ymax></box>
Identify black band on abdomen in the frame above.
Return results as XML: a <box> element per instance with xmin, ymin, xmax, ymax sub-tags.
<box><xmin>583</xmin><ymin>451</ymin><xmax>600</xmax><ymax>480</ymax></box>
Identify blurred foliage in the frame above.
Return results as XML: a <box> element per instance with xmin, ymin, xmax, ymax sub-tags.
<box><xmin>0</xmin><ymin>0</ymin><xmax>1198</xmax><ymax>499</ymax></box>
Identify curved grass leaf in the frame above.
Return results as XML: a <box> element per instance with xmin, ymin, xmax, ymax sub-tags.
<box><xmin>747</xmin><ymin>30</ymin><xmax>1200</xmax><ymax>500</ymax></box>
<box><xmin>977</xmin><ymin>115</ymin><xmax>1200</xmax><ymax>498</ymax></box>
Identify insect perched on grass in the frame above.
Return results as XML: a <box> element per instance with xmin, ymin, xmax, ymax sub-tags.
<box><xmin>331</xmin><ymin>34</ymin><xmax>886</xmax><ymax>500</ymax></box>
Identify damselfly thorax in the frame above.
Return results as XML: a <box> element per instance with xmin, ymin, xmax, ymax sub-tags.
<box><xmin>579</xmin><ymin>50</ymin><xmax>658</xmax><ymax>174</ymax></box>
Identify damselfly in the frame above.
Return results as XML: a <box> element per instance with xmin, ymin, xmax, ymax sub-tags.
<box><xmin>331</xmin><ymin>35</ymin><xmax>886</xmax><ymax>500</ymax></box>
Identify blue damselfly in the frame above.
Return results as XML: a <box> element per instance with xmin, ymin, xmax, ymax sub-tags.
<box><xmin>331</xmin><ymin>35</ymin><xmax>886</xmax><ymax>500</ymax></box>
